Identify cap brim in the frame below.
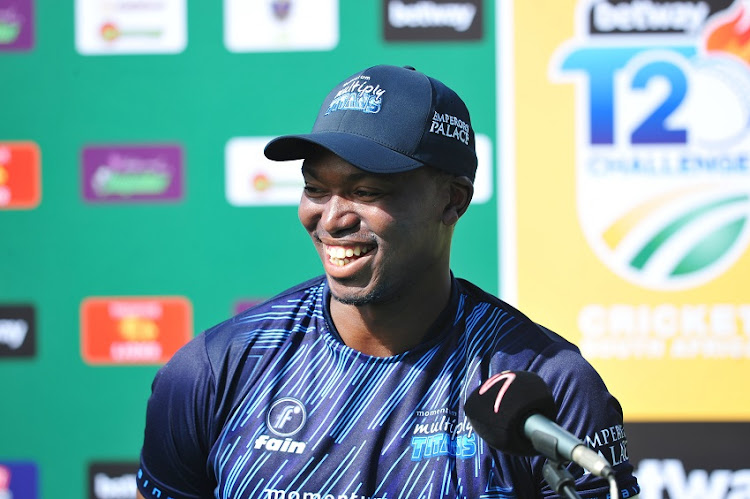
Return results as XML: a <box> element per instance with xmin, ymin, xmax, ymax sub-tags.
<box><xmin>264</xmin><ymin>132</ymin><xmax>424</xmax><ymax>174</ymax></box>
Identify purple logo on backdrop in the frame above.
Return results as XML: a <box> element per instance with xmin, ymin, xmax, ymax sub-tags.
<box><xmin>0</xmin><ymin>0</ymin><xmax>34</xmax><ymax>51</ymax></box>
<box><xmin>0</xmin><ymin>462</ymin><xmax>38</xmax><ymax>497</ymax></box>
<box><xmin>82</xmin><ymin>145</ymin><xmax>184</xmax><ymax>203</ymax></box>
<box><xmin>235</xmin><ymin>299</ymin><xmax>264</xmax><ymax>315</ymax></box>
<box><xmin>271</xmin><ymin>0</ymin><xmax>292</xmax><ymax>20</ymax></box>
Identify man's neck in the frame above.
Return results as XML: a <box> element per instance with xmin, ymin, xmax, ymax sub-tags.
<box><xmin>329</xmin><ymin>275</ymin><xmax>453</xmax><ymax>357</ymax></box>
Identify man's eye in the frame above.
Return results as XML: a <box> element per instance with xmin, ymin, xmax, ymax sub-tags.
<box><xmin>303</xmin><ymin>185</ymin><xmax>325</xmax><ymax>196</ymax></box>
<box><xmin>354</xmin><ymin>189</ymin><xmax>380</xmax><ymax>198</ymax></box>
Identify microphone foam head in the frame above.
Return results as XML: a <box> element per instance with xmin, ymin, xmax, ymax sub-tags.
<box><xmin>465</xmin><ymin>370</ymin><xmax>557</xmax><ymax>456</ymax></box>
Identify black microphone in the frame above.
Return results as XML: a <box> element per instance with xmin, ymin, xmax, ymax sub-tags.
<box><xmin>464</xmin><ymin>370</ymin><xmax>615</xmax><ymax>479</ymax></box>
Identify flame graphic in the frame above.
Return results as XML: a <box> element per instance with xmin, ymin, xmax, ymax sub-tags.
<box><xmin>706</xmin><ymin>7</ymin><xmax>750</xmax><ymax>64</ymax></box>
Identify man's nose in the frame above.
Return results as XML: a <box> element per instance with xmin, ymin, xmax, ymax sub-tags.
<box><xmin>320</xmin><ymin>195</ymin><xmax>360</xmax><ymax>235</ymax></box>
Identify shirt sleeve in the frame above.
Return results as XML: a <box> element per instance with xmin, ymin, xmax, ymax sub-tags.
<box><xmin>529</xmin><ymin>342</ymin><xmax>641</xmax><ymax>499</ymax></box>
<box><xmin>137</xmin><ymin>333</ymin><xmax>216</xmax><ymax>499</ymax></box>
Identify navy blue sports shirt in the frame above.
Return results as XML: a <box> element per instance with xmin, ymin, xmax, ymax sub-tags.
<box><xmin>137</xmin><ymin>276</ymin><xmax>640</xmax><ymax>499</ymax></box>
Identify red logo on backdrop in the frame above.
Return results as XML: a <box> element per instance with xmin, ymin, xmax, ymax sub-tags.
<box><xmin>80</xmin><ymin>297</ymin><xmax>192</xmax><ymax>365</ymax></box>
<box><xmin>0</xmin><ymin>142</ymin><xmax>41</xmax><ymax>209</ymax></box>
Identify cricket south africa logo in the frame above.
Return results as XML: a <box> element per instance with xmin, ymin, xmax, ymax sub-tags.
<box><xmin>550</xmin><ymin>0</ymin><xmax>750</xmax><ymax>290</ymax></box>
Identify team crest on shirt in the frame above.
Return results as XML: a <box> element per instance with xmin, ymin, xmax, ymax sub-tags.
<box><xmin>267</xmin><ymin>397</ymin><xmax>307</xmax><ymax>436</ymax></box>
<box><xmin>254</xmin><ymin>397</ymin><xmax>308</xmax><ymax>454</ymax></box>
<box><xmin>410</xmin><ymin>408</ymin><xmax>477</xmax><ymax>461</ymax></box>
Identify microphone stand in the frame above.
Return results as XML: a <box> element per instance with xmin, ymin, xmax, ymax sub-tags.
<box><xmin>542</xmin><ymin>460</ymin><xmax>582</xmax><ymax>499</ymax></box>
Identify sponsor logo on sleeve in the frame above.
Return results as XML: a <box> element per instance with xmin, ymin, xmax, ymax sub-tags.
<box><xmin>81</xmin><ymin>296</ymin><xmax>192</xmax><ymax>365</ymax></box>
<box><xmin>0</xmin><ymin>0</ymin><xmax>34</xmax><ymax>51</ymax></box>
<box><xmin>583</xmin><ymin>423</ymin><xmax>630</xmax><ymax>467</ymax></box>
<box><xmin>0</xmin><ymin>304</ymin><xmax>35</xmax><ymax>358</ymax></box>
<box><xmin>81</xmin><ymin>144</ymin><xmax>184</xmax><ymax>203</ymax></box>
<box><xmin>0</xmin><ymin>142</ymin><xmax>41</xmax><ymax>210</ymax></box>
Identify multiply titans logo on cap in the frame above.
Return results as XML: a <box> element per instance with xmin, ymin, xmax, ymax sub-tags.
<box><xmin>383</xmin><ymin>0</ymin><xmax>482</xmax><ymax>41</ymax></box>
<box><xmin>0</xmin><ymin>305</ymin><xmax>35</xmax><ymax>358</ymax></box>
<box><xmin>0</xmin><ymin>0</ymin><xmax>34</xmax><ymax>51</ymax></box>
<box><xmin>551</xmin><ymin>0</ymin><xmax>750</xmax><ymax>290</ymax></box>
<box><xmin>0</xmin><ymin>462</ymin><xmax>38</xmax><ymax>498</ymax></box>
<box><xmin>325</xmin><ymin>75</ymin><xmax>386</xmax><ymax>115</ymax></box>
<box><xmin>326</xmin><ymin>74</ymin><xmax>471</xmax><ymax>147</ymax></box>
<box><xmin>82</xmin><ymin>145</ymin><xmax>183</xmax><ymax>203</ymax></box>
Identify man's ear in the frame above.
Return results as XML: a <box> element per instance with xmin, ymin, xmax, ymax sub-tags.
<box><xmin>442</xmin><ymin>176</ymin><xmax>474</xmax><ymax>226</ymax></box>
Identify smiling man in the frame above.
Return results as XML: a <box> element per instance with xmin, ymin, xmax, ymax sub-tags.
<box><xmin>136</xmin><ymin>65</ymin><xmax>640</xmax><ymax>499</ymax></box>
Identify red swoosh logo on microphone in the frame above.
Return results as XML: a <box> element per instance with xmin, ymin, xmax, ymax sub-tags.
<box><xmin>478</xmin><ymin>371</ymin><xmax>516</xmax><ymax>414</ymax></box>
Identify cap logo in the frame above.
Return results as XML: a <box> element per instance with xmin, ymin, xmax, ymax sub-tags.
<box><xmin>430</xmin><ymin>111</ymin><xmax>471</xmax><ymax>145</ymax></box>
<box><xmin>325</xmin><ymin>75</ymin><xmax>385</xmax><ymax>116</ymax></box>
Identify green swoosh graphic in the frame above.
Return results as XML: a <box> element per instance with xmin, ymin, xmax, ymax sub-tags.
<box><xmin>671</xmin><ymin>217</ymin><xmax>747</xmax><ymax>276</ymax></box>
<box><xmin>630</xmin><ymin>194</ymin><xmax>749</xmax><ymax>270</ymax></box>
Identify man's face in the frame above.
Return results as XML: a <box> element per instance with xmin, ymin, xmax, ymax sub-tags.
<box><xmin>299</xmin><ymin>152</ymin><xmax>453</xmax><ymax>306</ymax></box>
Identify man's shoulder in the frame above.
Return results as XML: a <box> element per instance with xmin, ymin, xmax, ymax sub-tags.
<box><xmin>455</xmin><ymin>277</ymin><xmax>532</xmax><ymax>319</ymax></box>
<box><xmin>238</xmin><ymin>274</ymin><xmax>327</xmax><ymax>317</ymax></box>
<box><xmin>455</xmin><ymin>277</ymin><xmax>546</xmax><ymax>335</ymax></box>
<box><xmin>454</xmin><ymin>277</ymin><xmax>582</xmax><ymax>357</ymax></box>
<box><xmin>199</xmin><ymin>275</ymin><xmax>327</xmax><ymax>351</ymax></box>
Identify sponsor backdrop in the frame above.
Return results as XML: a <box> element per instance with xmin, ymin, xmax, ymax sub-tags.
<box><xmin>505</xmin><ymin>0</ymin><xmax>750</xmax><ymax>497</ymax></box>
<box><xmin>0</xmin><ymin>1</ymin><xmax>494</xmax><ymax>497</ymax></box>
<box><xmin>0</xmin><ymin>0</ymin><xmax>747</xmax><ymax>498</ymax></box>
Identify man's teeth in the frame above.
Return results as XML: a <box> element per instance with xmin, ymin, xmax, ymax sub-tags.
<box><xmin>326</xmin><ymin>245</ymin><xmax>370</xmax><ymax>266</ymax></box>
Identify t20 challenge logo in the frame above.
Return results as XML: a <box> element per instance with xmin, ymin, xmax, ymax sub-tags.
<box><xmin>551</xmin><ymin>0</ymin><xmax>750</xmax><ymax>290</ymax></box>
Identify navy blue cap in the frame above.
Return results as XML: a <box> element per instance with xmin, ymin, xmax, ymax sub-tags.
<box><xmin>264</xmin><ymin>65</ymin><xmax>478</xmax><ymax>181</ymax></box>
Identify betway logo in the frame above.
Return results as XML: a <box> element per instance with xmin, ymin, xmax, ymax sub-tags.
<box><xmin>593</xmin><ymin>0</ymin><xmax>710</xmax><ymax>33</ymax></box>
<box><xmin>388</xmin><ymin>0</ymin><xmax>477</xmax><ymax>32</ymax></box>
<box><xmin>93</xmin><ymin>472</ymin><xmax>136</xmax><ymax>499</ymax></box>
<box><xmin>0</xmin><ymin>319</ymin><xmax>27</xmax><ymax>349</ymax></box>
<box><xmin>636</xmin><ymin>459</ymin><xmax>750</xmax><ymax>498</ymax></box>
